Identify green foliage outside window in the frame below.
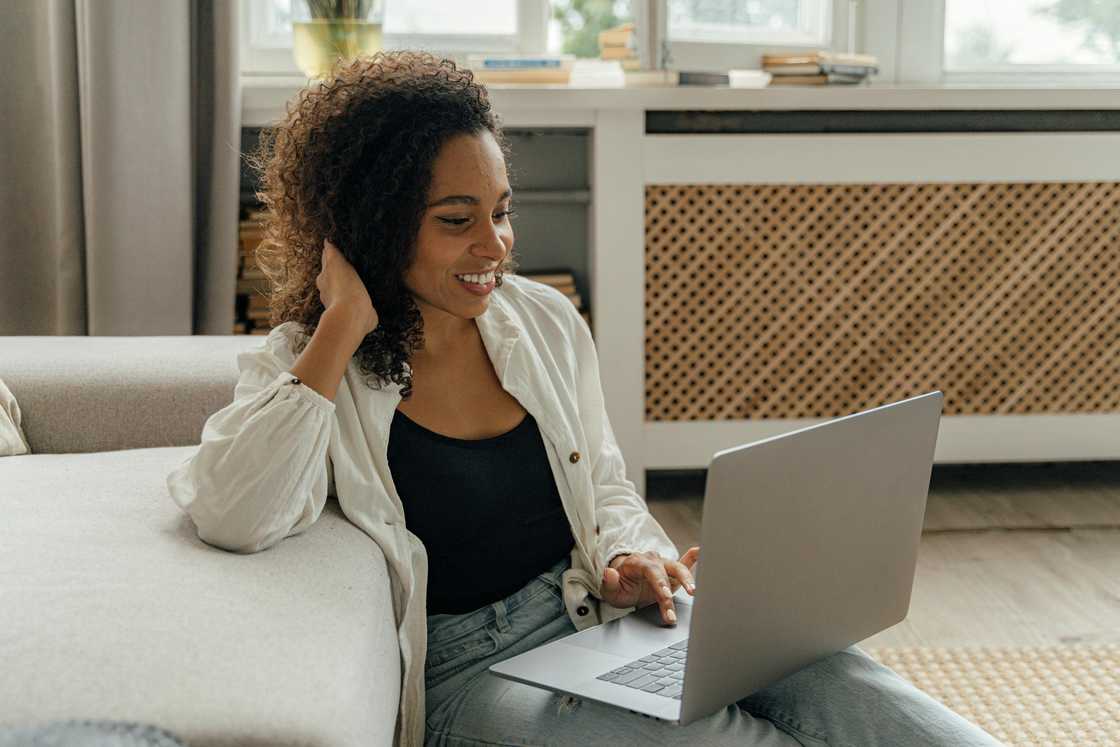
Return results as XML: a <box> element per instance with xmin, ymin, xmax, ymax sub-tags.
<box><xmin>552</xmin><ymin>0</ymin><xmax>633</xmax><ymax>58</ymax></box>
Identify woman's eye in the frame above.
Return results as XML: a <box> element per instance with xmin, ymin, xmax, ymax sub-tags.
<box><xmin>437</xmin><ymin>209</ymin><xmax>517</xmax><ymax>226</ymax></box>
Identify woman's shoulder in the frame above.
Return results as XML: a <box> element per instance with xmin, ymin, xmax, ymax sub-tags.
<box><xmin>498</xmin><ymin>273</ymin><xmax>580</xmax><ymax>325</ymax></box>
<box><xmin>238</xmin><ymin>321</ymin><xmax>311</xmax><ymax>369</ymax></box>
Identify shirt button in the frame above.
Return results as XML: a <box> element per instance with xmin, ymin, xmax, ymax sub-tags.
<box><xmin>595</xmin><ymin>524</ymin><xmax>601</xmax><ymax>535</ymax></box>
<box><xmin>569</xmin><ymin>451</ymin><xmax>580</xmax><ymax>464</ymax></box>
<box><xmin>290</xmin><ymin>377</ymin><xmax>301</xmax><ymax>385</ymax></box>
<box><xmin>576</xmin><ymin>605</ymin><xmax>589</xmax><ymax>616</ymax></box>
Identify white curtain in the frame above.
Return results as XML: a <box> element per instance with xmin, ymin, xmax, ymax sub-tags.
<box><xmin>0</xmin><ymin>0</ymin><xmax>242</xmax><ymax>335</ymax></box>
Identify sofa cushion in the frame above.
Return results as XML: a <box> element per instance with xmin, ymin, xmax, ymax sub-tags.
<box><xmin>0</xmin><ymin>336</ymin><xmax>264</xmax><ymax>454</ymax></box>
<box><xmin>0</xmin><ymin>446</ymin><xmax>399</xmax><ymax>746</ymax></box>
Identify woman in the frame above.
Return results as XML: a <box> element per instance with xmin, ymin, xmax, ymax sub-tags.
<box><xmin>168</xmin><ymin>51</ymin><xmax>1001</xmax><ymax>746</ymax></box>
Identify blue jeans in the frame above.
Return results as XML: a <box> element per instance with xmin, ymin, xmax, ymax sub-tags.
<box><xmin>424</xmin><ymin>556</ymin><xmax>1003</xmax><ymax>746</ymax></box>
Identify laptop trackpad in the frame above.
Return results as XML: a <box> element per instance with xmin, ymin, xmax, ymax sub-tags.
<box><xmin>564</xmin><ymin>596</ymin><xmax>693</xmax><ymax>658</ymax></box>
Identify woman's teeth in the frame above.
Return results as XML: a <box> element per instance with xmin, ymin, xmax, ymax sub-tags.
<box><xmin>456</xmin><ymin>272</ymin><xmax>494</xmax><ymax>284</ymax></box>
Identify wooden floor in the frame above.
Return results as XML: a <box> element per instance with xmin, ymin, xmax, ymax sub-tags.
<box><xmin>644</xmin><ymin>461</ymin><xmax>1120</xmax><ymax>648</ymax></box>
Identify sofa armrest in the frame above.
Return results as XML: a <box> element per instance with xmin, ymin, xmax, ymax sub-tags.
<box><xmin>0</xmin><ymin>335</ymin><xmax>266</xmax><ymax>454</ymax></box>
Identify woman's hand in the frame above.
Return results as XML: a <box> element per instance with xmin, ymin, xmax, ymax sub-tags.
<box><xmin>599</xmin><ymin>546</ymin><xmax>699</xmax><ymax>626</ymax></box>
<box><xmin>318</xmin><ymin>238</ymin><xmax>379</xmax><ymax>336</ymax></box>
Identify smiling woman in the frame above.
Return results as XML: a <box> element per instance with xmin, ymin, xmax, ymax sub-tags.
<box><xmin>245</xmin><ymin>50</ymin><xmax>522</xmax><ymax>401</ymax></box>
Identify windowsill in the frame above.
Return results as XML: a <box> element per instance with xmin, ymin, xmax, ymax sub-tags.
<box><xmin>241</xmin><ymin>74</ymin><xmax>1120</xmax><ymax>127</ymax></box>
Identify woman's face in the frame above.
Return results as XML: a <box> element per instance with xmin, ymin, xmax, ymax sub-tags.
<box><xmin>404</xmin><ymin>129</ymin><xmax>514</xmax><ymax>322</ymax></box>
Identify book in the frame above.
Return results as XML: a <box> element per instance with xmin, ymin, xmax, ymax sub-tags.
<box><xmin>761</xmin><ymin>51</ymin><xmax>879</xmax><ymax>67</ymax></box>
<box><xmin>598</xmin><ymin>22</ymin><xmax>634</xmax><ymax>49</ymax></box>
<box><xmin>467</xmin><ymin>54</ymin><xmax>575</xmax><ymax>84</ymax></box>
<box><xmin>769</xmin><ymin>73</ymin><xmax>869</xmax><ymax>86</ymax></box>
<box><xmin>467</xmin><ymin>54</ymin><xmax>574</xmax><ymax>69</ymax></box>
<box><xmin>678</xmin><ymin>71</ymin><xmax>730</xmax><ymax>86</ymax></box>
<box><xmin>600</xmin><ymin>45</ymin><xmax>638</xmax><ymax>61</ymax></box>
<box><xmin>472</xmin><ymin>68</ymin><xmax>571</xmax><ymax>84</ymax></box>
<box><xmin>765</xmin><ymin>62</ymin><xmax>878</xmax><ymax>76</ymax></box>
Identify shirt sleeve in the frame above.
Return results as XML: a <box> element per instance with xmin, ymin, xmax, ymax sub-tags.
<box><xmin>166</xmin><ymin>325</ymin><xmax>337</xmax><ymax>554</ymax></box>
<box><xmin>565</xmin><ymin>298</ymin><xmax>680</xmax><ymax>571</ymax></box>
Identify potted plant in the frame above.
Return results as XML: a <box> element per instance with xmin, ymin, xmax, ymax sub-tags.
<box><xmin>291</xmin><ymin>0</ymin><xmax>386</xmax><ymax>79</ymax></box>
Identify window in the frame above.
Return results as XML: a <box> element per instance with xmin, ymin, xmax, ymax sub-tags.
<box><xmin>659</xmin><ymin>0</ymin><xmax>852</xmax><ymax>72</ymax></box>
<box><xmin>944</xmin><ymin>0</ymin><xmax>1120</xmax><ymax>72</ymax></box>
<box><xmin>880</xmin><ymin>0</ymin><xmax>1120</xmax><ymax>83</ymax></box>
<box><xmin>668</xmin><ymin>0</ymin><xmax>830</xmax><ymax>46</ymax></box>
<box><xmin>241</xmin><ymin>0</ymin><xmax>547</xmax><ymax>75</ymax></box>
<box><xmin>241</xmin><ymin>0</ymin><xmax>847</xmax><ymax>76</ymax></box>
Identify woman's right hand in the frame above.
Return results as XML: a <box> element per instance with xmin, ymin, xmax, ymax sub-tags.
<box><xmin>318</xmin><ymin>238</ymin><xmax>379</xmax><ymax>336</ymax></box>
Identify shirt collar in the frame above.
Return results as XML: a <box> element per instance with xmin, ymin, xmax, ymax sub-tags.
<box><xmin>389</xmin><ymin>284</ymin><xmax>523</xmax><ymax>396</ymax></box>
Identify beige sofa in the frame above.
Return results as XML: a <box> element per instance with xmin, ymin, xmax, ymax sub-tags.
<box><xmin>0</xmin><ymin>336</ymin><xmax>400</xmax><ymax>746</ymax></box>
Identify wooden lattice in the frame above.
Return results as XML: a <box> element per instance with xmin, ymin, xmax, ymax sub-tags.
<box><xmin>644</xmin><ymin>183</ymin><xmax>1120</xmax><ymax>420</ymax></box>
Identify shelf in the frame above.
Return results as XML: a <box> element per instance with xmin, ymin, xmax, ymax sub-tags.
<box><xmin>242</xmin><ymin>75</ymin><xmax>1120</xmax><ymax>128</ymax></box>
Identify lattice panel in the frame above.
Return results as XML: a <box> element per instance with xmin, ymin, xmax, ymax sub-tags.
<box><xmin>645</xmin><ymin>183</ymin><xmax>1120</xmax><ymax>421</ymax></box>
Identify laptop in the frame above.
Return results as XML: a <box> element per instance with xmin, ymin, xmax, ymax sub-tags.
<box><xmin>490</xmin><ymin>391</ymin><xmax>944</xmax><ymax>725</ymax></box>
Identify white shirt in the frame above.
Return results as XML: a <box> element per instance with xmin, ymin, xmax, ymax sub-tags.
<box><xmin>166</xmin><ymin>273</ymin><xmax>679</xmax><ymax>746</ymax></box>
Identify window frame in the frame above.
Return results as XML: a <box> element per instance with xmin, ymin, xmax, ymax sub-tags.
<box><xmin>887</xmin><ymin>0</ymin><xmax>1120</xmax><ymax>84</ymax></box>
<box><xmin>241</xmin><ymin>0</ymin><xmax>1120</xmax><ymax>85</ymax></box>
<box><xmin>652</xmin><ymin>0</ymin><xmax>854</xmax><ymax>72</ymax></box>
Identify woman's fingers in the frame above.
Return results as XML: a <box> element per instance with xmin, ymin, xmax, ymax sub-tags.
<box><xmin>642</xmin><ymin>559</ymin><xmax>678</xmax><ymax>625</ymax></box>
<box><xmin>666</xmin><ymin>559</ymin><xmax>696</xmax><ymax>596</ymax></box>
<box><xmin>680</xmin><ymin>546</ymin><xmax>700</xmax><ymax>569</ymax></box>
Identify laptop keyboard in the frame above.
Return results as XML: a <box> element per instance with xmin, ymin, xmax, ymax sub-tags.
<box><xmin>594</xmin><ymin>638</ymin><xmax>688</xmax><ymax>699</ymax></box>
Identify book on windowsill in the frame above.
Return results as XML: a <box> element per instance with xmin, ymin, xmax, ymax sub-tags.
<box><xmin>761</xmin><ymin>51</ymin><xmax>879</xmax><ymax>68</ymax></box>
<box><xmin>467</xmin><ymin>54</ymin><xmax>574</xmax><ymax>84</ymax></box>
<box><xmin>600</xmin><ymin>45</ymin><xmax>638</xmax><ymax>61</ymax></box>
<box><xmin>764</xmin><ymin>61</ymin><xmax>879</xmax><ymax>76</ymax></box>
<box><xmin>598</xmin><ymin>22</ymin><xmax>635</xmax><ymax>49</ymax></box>
<box><xmin>769</xmin><ymin>73</ymin><xmax>871</xmax><ymax>86</ymax></box>
<box><xmin>762</xmin><ymin>51</ymin><xmax>878</xmax><ymax>85</ymax></box>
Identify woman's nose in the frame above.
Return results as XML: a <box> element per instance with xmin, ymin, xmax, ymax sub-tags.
<box><xmin>473</xmin><ymin>220</ymin><xmax>511</xmax><ymax>257</ymax></box>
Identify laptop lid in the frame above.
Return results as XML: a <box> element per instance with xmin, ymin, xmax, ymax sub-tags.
<box><xmin>678</xmin><ymin>391</ymin><xmax>943</xmax><ymax>724</ymax></box>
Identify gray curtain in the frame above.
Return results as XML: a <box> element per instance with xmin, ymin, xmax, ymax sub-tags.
<box><xmin>0</xmin><ymin>0</ymin><xmax>241</xmax><ymax>335</ymax></box>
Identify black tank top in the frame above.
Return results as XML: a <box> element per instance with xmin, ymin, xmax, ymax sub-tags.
<box><xmin>387</xmin><ymin>407</ymin><xmax>574</xmax><ymax>615</ymax></box>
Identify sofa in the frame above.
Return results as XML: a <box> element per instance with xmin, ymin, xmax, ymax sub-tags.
<box><xmin>0</xmin><ymin>336</ymin><xmax>400</xmax><ymax>746</ymax></box>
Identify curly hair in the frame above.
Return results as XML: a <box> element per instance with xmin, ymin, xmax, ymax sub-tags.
<box><xmin>245</xmin><ymin>50</ymin><xmax>520</xmax><ymax>400</ymax></box>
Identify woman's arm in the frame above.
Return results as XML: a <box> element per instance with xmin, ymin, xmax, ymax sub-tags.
<box><xmin>564</xmin><ymin>297</ymin><xmax>680</xmax><ymax>571</ymax></box>
<box><xmin>165</xmin><ymin>312</ymin><xmax>359</xmax><ymax>553</ymax></box>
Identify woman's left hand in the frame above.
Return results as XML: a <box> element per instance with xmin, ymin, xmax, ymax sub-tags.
<box><xmin>599</xmin><ymin>546</ymin><xmax>699</xmax><ymax>626</ymax></box>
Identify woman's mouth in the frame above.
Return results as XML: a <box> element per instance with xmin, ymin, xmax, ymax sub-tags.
<box><xmin>455</xmin><ymin>273</ymin><xmax>495</xmax><ymax>295</ymax></box>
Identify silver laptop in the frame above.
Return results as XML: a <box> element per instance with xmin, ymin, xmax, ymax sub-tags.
<box><xmin>490</xmin><ymin>391</ymin><xmax>943</xmax><ymax>725</ymax></box>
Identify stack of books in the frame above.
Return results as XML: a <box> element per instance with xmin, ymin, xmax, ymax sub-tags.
<box><xmin>237</xmin><ymin>208</ymin><xmax>272</xmax><ymax>335</ymax></box>
<box><xmin>762</xmin><ymin>51</ymin><xmax>879</xmax><ymax>85</ymax></box>
<box><xmin>519</xmin><ymin>268</ymin><xmax>592</xmax><ymax>331</ymax></box>
<box><xmin>598</xmin><ymin>22</ymin><xmax>640</xmax><ymax>71</ymax></box>
<box><xmin>467</xmin><ymin>54</ymin><xmax>575</xmax><ymax>85</ymax></box>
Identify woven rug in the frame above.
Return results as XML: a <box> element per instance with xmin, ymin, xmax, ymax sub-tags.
<box><xmin>864</xmin><ymin>645</ymin><xmax>1120</xmax><ymax>746</ymax></box>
